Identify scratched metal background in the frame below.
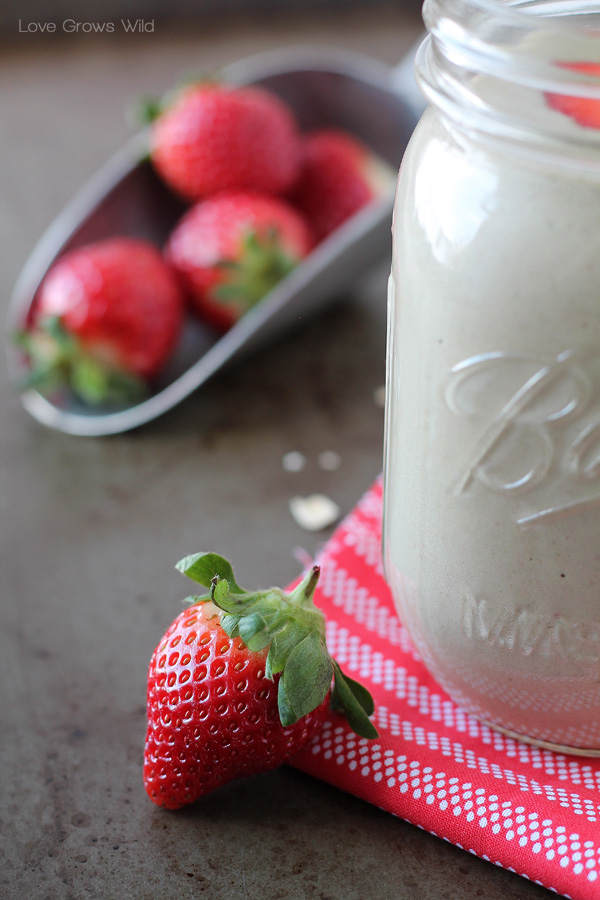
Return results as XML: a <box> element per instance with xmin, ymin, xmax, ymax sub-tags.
<box><xmin>0</xmin><ymin>8</ymin><xmax>556</xmax><ymax>900</ymax></box>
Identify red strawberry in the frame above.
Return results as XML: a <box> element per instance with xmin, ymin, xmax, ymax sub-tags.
<box><xmin>166</xmin><ymin>192</ymin><xmax>313</xmax><ymax>331</ymax></box>
<box><xmin>546</xmin><ymin>62</ymin><xmax>600</xmax><ymax>129</ymax></box>
<box><xmin>292</xmin><ymin>129</ymin><xmax>396</xmax><ymax>242</ymax></box>
<box><xmin>143</xmin><ymin>553</ymin><xmax>377</xmax><ymax>809</ymax></box>
<box><xmin>150</xmin><ymin>83</ymin><xmax>303</xmax><ymax>201</ymax></box>
<box><xmin>20</xmin><ymin>237</ymin><xmax>184</xmax><ymax>405</ymax></box>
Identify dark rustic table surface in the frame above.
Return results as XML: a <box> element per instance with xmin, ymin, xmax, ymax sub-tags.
<box><xmin>1</xmin><ymin>8</ymin><xmax>558</xmax><ymax>899</ymax></box>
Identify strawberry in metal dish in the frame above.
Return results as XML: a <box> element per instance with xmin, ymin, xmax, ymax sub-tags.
<box><xmin>143</xmin><ymin>553</ymin><xmax>377</xmax><ymax>809</ymax></box>
<box><xmin>292</xmin><ymin>128</ymin><xmax>396</xmax><ymax>242</ymax></box>
<box><xmin>19</xmin><ymin>237</ymin><xmax>184</xmax><ymax>405</ymax></box>
<box><xmin>166</xmin><ymin>191</ymin><xmax>314</xmax><ymax>332</ymax></box>
<box><xmin>150</xmin><ymin>82</ymin><xmax>303</xmax><ymax>201</ymax></box>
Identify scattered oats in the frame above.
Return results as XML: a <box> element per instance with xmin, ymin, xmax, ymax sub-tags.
<box><xmin>289</xmin><ymin>494</ymin><xmax>341</xmax><ymax>532</ymax></box>
<box><xmin>373</xmin><ymin>385</ymin><xmax>386</xmax><ymax>408</ymax></box>
<box><xmin>317</xmin><ymin>450</ymin><xmax>342</xmax><ymax>472</ymax></box>
<box><xmin>282</xmin><ymin>450</ymin><xmax>306</xmax><ymax>472</ymax></box>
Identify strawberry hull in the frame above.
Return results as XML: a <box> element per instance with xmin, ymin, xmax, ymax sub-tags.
<box><xmin>143</xmin><ymin>603</ymin><xmax>329</xmax><ymax>809</ymax></box>
<box><xmin>35</xmin><ymin>238</ymin><xmax>184</xmax><ymax>380</ymax></box>
<box><xmin>166</xmin><ymin>192</ymin><xmax>314</xmax><ymax>332</ymax></box>
<box><xmin>143</xmin><ymin>554</ymin><xmax>377</xmax><ymax>809</ymax></box>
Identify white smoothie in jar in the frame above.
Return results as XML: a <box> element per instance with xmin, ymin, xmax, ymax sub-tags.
<box><xmin>383</xmin><ymin>10</ymin><xmax>600</xmax><ymax>752</ymax></box>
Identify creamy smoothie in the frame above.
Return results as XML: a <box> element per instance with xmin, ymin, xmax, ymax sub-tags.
<box><xmin>384</xmin><ymin>99</ymin><xmax>600</xmax><ymax>751</ymax></box>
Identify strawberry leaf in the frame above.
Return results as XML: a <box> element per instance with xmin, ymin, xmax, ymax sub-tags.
<box><xmin>265</xmin><ymin>620</ymin><xmax>309</xmax><ymax>678</ymax></box>
<box><xmin>238</xmin><ymin>612</ymin><xmax>273</xmax><ymax>651</ymax></box>
<box><xmin>210</xmin><ymin>577</ymin><xmax>270</xmax><ymax>616</ymax></box>
<box><xmin>211</xmin><ymin>576</ymin><xmax>236</xmax><ymax>607</ymax></box>
<box><xmin>71</xmin><ymin>357</ymin><xmax>145</xmax><ymax>405</ymax></box>
<box><xmin>171</xmin><ymin>554</ymin><xmax>378</xmax><ymax>739</ymax></box>
<box><xmin>277</xmin><ymin>678</ymin><xmax>295</xmax><ymax>727</ymax></box>
<box><xmin>16</xmin><ymin>316</ymin><xmax>145</xmax><ymax>406</ymax></box>
<box><xmin>215</xmin><ymin>260</ymin><xmax>243</xmax><ymax>272</ymax></box>
<box><xmin>280</xmin><ymin>632</ymin><xmax>332</xmax><ymax>725</ymax></box>
<box><xmin>137</xmin><ymin>96</ymin><xmax>164</xmax><ymax>124</ymax></box>
<box><xmin>175</xmin><ymin>552</ymin><xmax>245</xmax><ymax>592</ymax></box>
<box><xmin>332</xmin><ymin>662</ymin><xmax>378</xmax><ymax>739</ymax></box>
<box><xmin>331</xmin><ymin>666</ymin><xmax>375</xmax><ymax>716</ymax></box>
<box><xmin>212</xmin><ymin>227</ymin><xmax>298</xmax><ymax>310</ymax></box>
<box><xmin>219</xmin><ymin>614</ymin><xmax>241</xmax><ymax>637</ymax></box>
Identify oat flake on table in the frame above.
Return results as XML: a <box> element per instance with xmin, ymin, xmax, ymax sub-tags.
<box><xmin>289</xmin><ymin>494</ymin><xmax>341</xmax><ymax>531</ymax></box>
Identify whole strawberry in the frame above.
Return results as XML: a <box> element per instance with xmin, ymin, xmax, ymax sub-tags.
<box><xmin>292</xmin><ymin>129</ymin><xmax>396</xmax><ymax>242</ymax></box>
<box><xmin>546</xmin><ymin>61</ymin><xmax>600</xmax><ymax>129</ymax></box>
<box><xmin>166</xmin><ymin>192</ymin><xmax>314</xmax><ymax>331</ymax></box>
<box><xmin>20</xmin><ymin>237</ymin><xmax>184</xmax><ymax>405</ymax></box>
<box><xmin>150</xmin><ymin>83</ymin><xmax>303</xmax><ymax>201</ymax></box>
<box><xmin>143</xmin><ymin>553</ymin><xmax>377</xmax><ymax>809</ymax></box>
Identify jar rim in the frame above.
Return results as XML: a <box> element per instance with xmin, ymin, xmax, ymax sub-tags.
<box><xmin>424</xmin><ymin>0</ymin><xmax>600</xmax><ymax>72</ymax></box>
<box><xmin>418</xmin><ymin>0</ymin><xmax>600</xmax><ymax>170</ymax></box>
<box><xmin>454</xmin><ymin>0</ymin><xmax>600</xmax><ymax>30</ymax></box>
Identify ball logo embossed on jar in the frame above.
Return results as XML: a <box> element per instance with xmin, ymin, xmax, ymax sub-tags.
<box><xmin>444</xmin><ymin>348</ymin><xmax>600</xmax><ymax>526</ymax></box>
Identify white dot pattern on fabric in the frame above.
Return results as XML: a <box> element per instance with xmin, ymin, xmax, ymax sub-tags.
<box><xmin>290</xmin><ymin>478</ymin><xmax>600</xmax><ymax>900</ymax></box>
<box><xmin>342</xmin><ymin>517</ymin><xmax>385</xmax><ymax>575</ymax></box>
<box><xmin>305</xmin><ymin>720</ymin><xmax>600</xmax><ymax>891</ymax></box>
<box><xmin>325</xmin><ymin>626</ymin><xmax>600</xmax><ymax>825</ymax></box>
<box><xmin>320</xmin><ymin>567</ymin><xmax>420</xmax><ymax>661</ymax></box>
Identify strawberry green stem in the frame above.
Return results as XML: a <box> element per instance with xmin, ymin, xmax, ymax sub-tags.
<box><xmin>176</xmin><ymin>551</ymin><xmax>378</xmax><ymax>739</ymax></box>
<box><xmin>213</xmin><ymin>228</ymin><xmax>297</xmax><ymax>311</ymax></box>
<box><xmin>15</xmin><ymin>316</ymin><xmax>146</xmax><ymax>406</ymax></box>
<box><xmin>290</xmin><ymin>565</ymin><xmax>321</xmax><ymax>608</ymax></box>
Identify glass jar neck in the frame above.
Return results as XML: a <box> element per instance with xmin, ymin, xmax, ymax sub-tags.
<box><xmin>417</xmin><ymin>0</ymin><xmax>600</xmax><ymax>172</ymax></box>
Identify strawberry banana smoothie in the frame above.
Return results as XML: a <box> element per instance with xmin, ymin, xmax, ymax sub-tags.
<box><xmin>383</xmin><ymin>1</ymin><xmax>600</xmax><ymax>752</ymax></box>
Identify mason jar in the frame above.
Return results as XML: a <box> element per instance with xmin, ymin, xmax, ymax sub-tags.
<box><xmin>383</xmin><ymin>0</ymin><xmax>600</xmax><ymax>753</ymax></box>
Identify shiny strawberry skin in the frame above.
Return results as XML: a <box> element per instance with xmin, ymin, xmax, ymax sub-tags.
<box><xmin>143</xmin><ymin>603</ymin><xmax>329</xmax><ymax>809</ymax></box>
<box><xmin>292</xmin><ymin>129</ymin><xmax>378</xmax><ymax>241</ymax></box>
<box><xmin>166</xmin><ymin>192</ymin><xmax>314</xmax><ymax>331</ymax></box>
<box><xmin>151</xmin><ymin>84</ymin><xmax>303</xmax><ymax>201</ymax></box>
<box><xmin>35</xmin><ymin>237</ymin><xmax>183</xmax><ymax>379</ymax></box>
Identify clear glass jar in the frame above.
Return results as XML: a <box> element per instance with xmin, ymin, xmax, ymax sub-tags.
<box><xmin>384</xmin><ymin>0</ymin><xmax>600</xmax><ymax>753</ymax></box>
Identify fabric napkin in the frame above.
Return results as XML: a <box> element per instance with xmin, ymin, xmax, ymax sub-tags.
<box><xmin>290</xmin><ymin>478</ymin><xmax>600</xmax><ymax>900</ymax></box>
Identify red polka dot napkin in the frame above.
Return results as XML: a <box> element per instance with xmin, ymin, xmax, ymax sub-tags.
<box><xmin>289</xmin><ymin>478</ymin><xmax>600</xmax><ymax>900</ymax></box>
